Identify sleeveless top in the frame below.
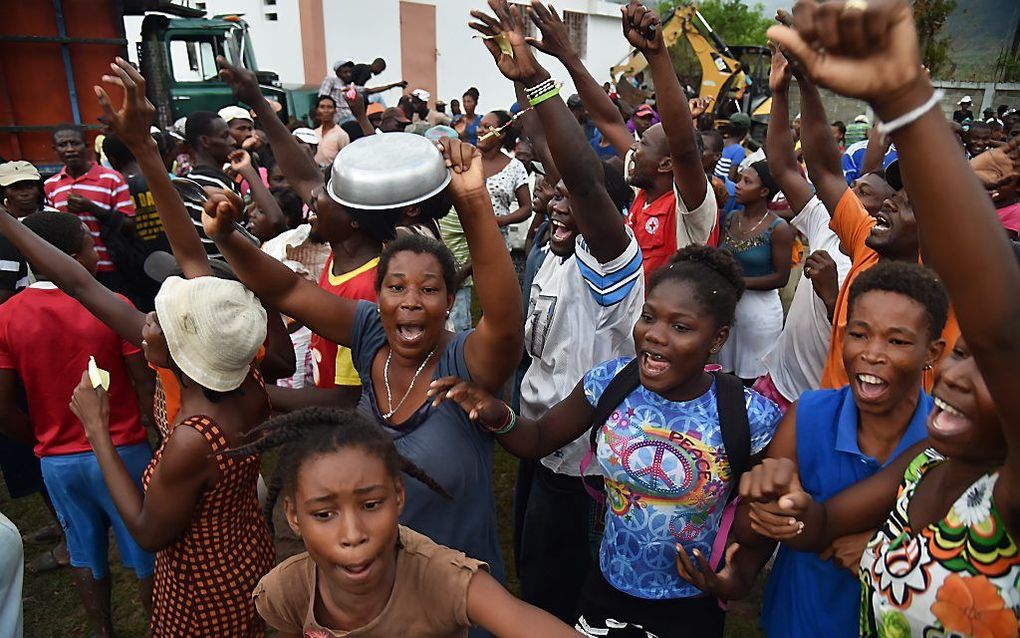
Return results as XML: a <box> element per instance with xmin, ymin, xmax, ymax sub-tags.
<box><xmin>143</xmin><ymin>415</ymin><xmax>274</xmax><ymax>637</ymax></box>
<box><xmin>721</xmin><ymin>213</ymin><xmax>782</xmax><ymax>278</ymax></box>
<box><xmin>859</xmin><ymin>448</ymin><xmax>1020</xmax><ymax>638</ymax></box>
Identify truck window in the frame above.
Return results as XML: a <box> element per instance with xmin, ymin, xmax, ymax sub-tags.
<box><xmin>169</xmin><ymin>38</ymin><xmax>220</xmax><ymax>82</ymax></box>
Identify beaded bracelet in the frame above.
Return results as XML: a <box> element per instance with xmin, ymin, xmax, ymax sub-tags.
<box><xmin>525</xmin><ymin>77</ymin><xmax>557</xmax><ymax>101</ymax></box>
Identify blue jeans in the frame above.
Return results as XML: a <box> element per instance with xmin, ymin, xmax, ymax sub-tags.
<box><xmin>40</xmin><ymin>443</ymin><xmax>155</xmax><ymax>580</ymax></box>
<box><xmin>450</xmin><ymin>286</ymin><xmax>473</xmax><ymax>332</ymax></box>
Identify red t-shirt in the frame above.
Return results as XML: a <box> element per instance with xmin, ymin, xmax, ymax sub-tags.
<box><xmin>311</xmin><ymin>255</ymin><xmax>379</xmax><ymax>388</ymax></box>
<box><xmin>0</xmin><ymin>283</ymin><xmax>146</xmax><ymax>456</ymax></box>
<box><xmin>628</xmin><ymin>188</ymin><xmax>679</xmax><ymax>282</ymax></box>
<box><xmin>43</xmin><ymin>163</ymin><xmax>136</xmax><ymax>273</ymax></box>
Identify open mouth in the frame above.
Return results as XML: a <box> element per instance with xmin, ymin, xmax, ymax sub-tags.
<box><xmin>550</xmin><ymin>220</ymin><xmax>573</xmax><ymax>243</ymax></box>
<box><xmin>855</xmin><ymin>372</ymin><xmax>889</xmax><ymax>402</ymax></box>
<box><xmin>871</xmin><ymin>212</ymin><xmax>892</xmax><ymax>232</ymax></box>
<box><xmin>395</xmin><ymin>324</ymin><xmax>425</xmax><ymax>345</ymax></box>
<box><xmin>640</xmin><ymin>351</ymin><xmax>671</xmax><ymax>377</ymax></box>
<box><xmin>339</xmin><ymin>557</ymin><xmax>376</xmax><ymax>581</ymax></box>
<box><xmin>930</xmin><ymin>395</ymin><xmax>970</xmax><ymax>436</ymax></box>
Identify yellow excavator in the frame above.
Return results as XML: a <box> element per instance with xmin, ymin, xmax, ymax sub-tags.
<box><xmin>611</xmin><ymin>4</ymin><xmax>772</xmax><ymax>124</ymax></box>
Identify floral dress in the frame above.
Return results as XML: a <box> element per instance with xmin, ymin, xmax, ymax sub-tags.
<box><xmin>859</xmin><ymin>448</ymin><xmax>1020</xmax><ymax>638</ymax></box>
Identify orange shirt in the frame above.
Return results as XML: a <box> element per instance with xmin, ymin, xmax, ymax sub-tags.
<box><xmin>820</xmin><ymin>190</ymin><xmax>959</xmax><ymax>391</ymax></box>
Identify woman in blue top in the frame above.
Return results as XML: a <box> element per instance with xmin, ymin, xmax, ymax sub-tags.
<box><xmin>679</xmin><ymin>261</ymin><xmax>949</xmax><ymax>638</ymax></box>
<box><xmin>431</xmin><ymin>245</ymin><xmax>782</xmax><ymax>638</ymax></box>
<box><xmin>719</xmin><ymin>160</ymin><xmax>793</xmax><ymax>383</ymax></box>
<box><xmin>454</xmin><ymin>87</ymin><xmax>483</xmax><ymax>146</ymax></box>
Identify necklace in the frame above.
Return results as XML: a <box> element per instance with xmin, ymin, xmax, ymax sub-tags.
<box><xmin>382</xmin><ymin>344</ymin><xmax>439</xmax><ymax>419</ymax></box>
<box><xmin>735</xmin><ymin>210</ymin><xmax>769</xmax><ymax>237</ymax></box>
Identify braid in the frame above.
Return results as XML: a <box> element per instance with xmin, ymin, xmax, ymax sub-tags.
<box><xmin>399</xmin><ymin>455</ymin><xmax>452</xmax><ymax>500</ymax></box>
<box><xmin>225</xmin><ymin>408</ymin><xmax>451</xmax><ymax>534</ymax></box>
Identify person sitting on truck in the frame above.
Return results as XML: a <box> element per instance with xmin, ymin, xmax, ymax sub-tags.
<box><xmin>181</xmin><ymin>111</ymin><xmax>239</xmax><ymax>259</ymax></box>
<box><xmin>42</xmin><ymin>125</ymin><xmax>137</xmax><ymax>297</ymax></box>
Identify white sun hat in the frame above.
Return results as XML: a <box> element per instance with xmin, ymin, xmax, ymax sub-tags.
<box><xmin>154</xmin><ymin>276</ymin><xmax>267</xmax><ymax>392</ymax></box>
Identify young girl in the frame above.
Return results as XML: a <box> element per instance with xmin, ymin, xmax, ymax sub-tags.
<box><xmin>741</xmin><ymin>2</ymin><xmax>1020</xmax><ymax>636</ymax></box>
<box><xmin>719</xmin><ymin>160</ymin><xmax>794</xmax><ymax>383</ymax></box>
<box><xmin>230</xmin><ymin>407</ymin><xmax>580</xmax><ymax>638</ymax></box>
<box><xmin>430</xmin><ymin>246</ymin><xmax>782</xmax><ymax>638</ymax></box>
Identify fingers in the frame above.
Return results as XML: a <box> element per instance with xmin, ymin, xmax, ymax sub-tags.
<box><xmin>674</xmin><ymin>545</ymin><xmax>703</xmax><ymax>586</ymax></box>
<box><xmin>813</xmin><ymin>2</ymin><xmax>842</xmax><ymax>52</ymax></box>
<box><xmin>94</xmin><ymin>86</ymin><xmax>116</xmax><ymax>121</ymax></box>
<box><xmin>837</xmin><ymin>2</ymin><xmax>869</xmax><ymax>58</ymax></box>
<box><xmin>765</xmin><ymin>25</ymin><xmax>819</xmax><ymax>75</ymax></box>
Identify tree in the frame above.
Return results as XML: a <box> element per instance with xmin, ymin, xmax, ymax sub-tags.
<box><xmin>658</xmin><ymin>0</ymin><xmax>772</xmax><ymax>46</ymax></box>
<box><xmin>913</xmin><ymin>0</ymin><xmax>957</xmax><ymax>78</ymax></box>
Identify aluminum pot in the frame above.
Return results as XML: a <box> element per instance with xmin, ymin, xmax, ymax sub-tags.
<box><xmin>325</xmin><ymin>132</ymin><xmax>452</xmax><ymax>210</ymax></box>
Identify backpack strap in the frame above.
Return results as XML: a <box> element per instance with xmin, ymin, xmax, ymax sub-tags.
<box><xmin>579</xmin><ymin>358</ymin><xmax>641</xmax><ymax>501</ymax></box>
<box><xmin>712</xmin><ymin>371</ymin><xmax>751</xmax><ymax>481</ymax></box>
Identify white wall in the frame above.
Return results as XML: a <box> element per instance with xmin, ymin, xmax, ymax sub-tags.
<box><xmin>126</xmin><ymin>0</ymin><xmax>633</xmax><ymax>110</ymax></box>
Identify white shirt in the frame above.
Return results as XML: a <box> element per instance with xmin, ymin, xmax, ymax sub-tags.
<box><xmin>520</xmin><ymin>230</ymin><xmax>645</xmax><ymax>476</ymax></box>
<box><xmin>674</xmin><ymin>176</ymin><xmax>719</xmax><ymax>248</ymax></box>
<box><xmin>762</xmin><ymin>197</ymin><xmax>852</xmax><ymax>401</ymax></box>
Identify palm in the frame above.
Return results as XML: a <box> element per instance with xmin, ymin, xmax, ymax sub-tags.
<box><xmin>470</xmin><ymin>1</ymin><xmax>545</xmax><ymax>84</ymax></box>
<box><xmin>494</xmin><ymin>32</ymin><xmax>540</xmax><ymax>82</ymax></box>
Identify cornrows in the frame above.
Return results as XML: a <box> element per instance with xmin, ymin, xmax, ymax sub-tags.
<box><xmin>224</xmin><ymin>407</ymin><xmax>451</xmax><ymax>533</ymax></box>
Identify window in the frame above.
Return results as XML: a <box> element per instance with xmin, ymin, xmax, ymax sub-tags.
<box><xmin>265</xmin><ymin>12</ymin><xmax>278</xmax><ymax>20</ymax></box>
<box><xmin>263</xmin><ymin>0</ymin><xmax>276</xmax><ymax>4</ymax></box>
<box><xmin>169</xmin><ymin>38</ymin><xmax>220</xmax><ymax>82</ymax></box>
<box><xmin>195</xmin><ymin>1</ymin><xmax>206</xmax><ymax>9</ymax></box>
<box><xmin>509</xmin><ymin>4</ymin><xmax>586</xmax><ymax>57</ymax></box>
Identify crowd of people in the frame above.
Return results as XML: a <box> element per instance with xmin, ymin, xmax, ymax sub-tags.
<box><xmin>0</xmin><ymin>0</ymin><xmax>1018</xmax><ymax>637</ymax></box>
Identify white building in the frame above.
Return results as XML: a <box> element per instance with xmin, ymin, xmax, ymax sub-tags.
<box><xmin>126</xmin><ymin>0</ymin><xmax>633</xmax><ymax>112</ymax></box>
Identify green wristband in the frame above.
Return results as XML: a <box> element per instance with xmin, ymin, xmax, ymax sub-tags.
<box><xmin>529</xmin><ymin>87</ymin><xmax>562</xmax><ymax>108</ymax></box>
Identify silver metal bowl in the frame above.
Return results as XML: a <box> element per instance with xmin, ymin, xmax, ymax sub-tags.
<box><xmin>325</xmin><ymin>132</ymin><xmax>452</xmax><ymax>210</ymax></box>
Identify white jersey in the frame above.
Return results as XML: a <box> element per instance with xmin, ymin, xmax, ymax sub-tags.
<box><xmin>520</xmin><ymin>230</ymin><xmax>644</xmax><ymax>477</ymax></box>
<box><xmin>762</xmin><ymin>197</ymin><xmax>852</xmax><ymax>401</ymax></box>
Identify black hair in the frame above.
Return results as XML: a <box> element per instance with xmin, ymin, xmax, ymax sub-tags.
<box><xmin>348</xmin><ymin>207</ymin><xmax>402</xmax><ymax>243</ymax></box>
<box><xmin>464</xmin><ymin>87</ymin><xmax>480</xmax><ymax>101</ymax></box>
<box><xmin>271</xmin><ymin>187</ymin><xmax>305</xmax><ymax>229</ymax></box>
<box><xmin>316</xmin><ymin>94</ymin><xmax>337</xmax><ymax>108</ymax></box>
<box><xmin>832</xmin><ymin>121</ymin><xmax>847</xmax><ymax>137</ymax></box>
<box><xmin>375</xmin><ymin>233</ymin><xmax>457</xmax><ymax>294</ymax></box>
<box><xmin>488</xmin><ymin>110</ymin><xmax>516</xmax><ymax>151</ymax></box>
<box><xmin>101</xmin><ymin>134</ymin><xmax>134</xmax><ymax>169</ymax></box>
<box><xmin>184</xmin><ymin>110</ymin><xmax>222</xmax><ymax>147</ymax></box>
<box><xmin>224</xmin><ymin>407</ymin><xmax>450</xmax><ymax>533</ymax></box>
<box><xmin>700</xmin><ymin>129</ymin><xmax>724</xmax><ymax>154</ymax></box>
<box><xmin>602</xmin><ymin>160</ymin><xmax>633</xmax><ymax>214</ymax></box>
<box><xmin>415</xmin><ymin>189</ymin><xmax>453</xmax><ymax>223</ymax></box>
<box><xmin>847</xmin><ymin>260</ymin><xmax>949</xmax><ymax>341</ymax></box>
<box><xmin>749</xmin><ymin>160</ymin><xmax>780</xmax><ymax>200</ymax></box>
<box><xmin>52</xmin><ymin>124</ymin><xmax>84</xmax><ymax>144</ymax></box>
<box><xmin>967</xmin><ymin>121</ymin><xmax>991</xmax><ymax>135</ymax></box>
<box><xmin>22</xmin><ymin>211</ymin><xmax>87</xmax><ymax>256</ymax></box>
<box><xmin>647</xmin><ymin>245</ymin><xmax>745</xmax><ymax>327</ymax></box>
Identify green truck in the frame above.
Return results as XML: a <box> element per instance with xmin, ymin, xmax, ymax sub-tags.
<box><xmin>0</xmin><ymin>0</ymin><xmax>316</xmax><ymax>171</ymax></box>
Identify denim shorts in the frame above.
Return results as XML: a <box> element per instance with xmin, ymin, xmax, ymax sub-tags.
<box><xmin>40</xmin><ymin>443</ymin><xmax>155</xmax><ymax>580</ymax></box>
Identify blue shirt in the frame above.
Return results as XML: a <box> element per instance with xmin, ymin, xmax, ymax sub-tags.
<box><xmin>761</xmin><ymin>385</ymin><xmax>932</xmax><ymax>638</ymax></box>
<box><xmin>584</xmin><ymin>358</ymin><xmax>781</xmax><ymax>600</ymax></box>
<box><xmin>715</xmin><ymin>144</ymin><xmax>746</xmax><ymax>180</ymax></box>
<box><xmin>841</xmin><ymin>141</ymin><xmax>899</xmax><ymax>185</ymax></box>
<box><xmin>350</xmin><ymin>302</ymin><xmax>504</xmax><ymax>586</ymax></box>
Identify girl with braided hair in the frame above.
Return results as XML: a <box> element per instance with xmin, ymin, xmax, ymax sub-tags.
<box><xmin>231</xmin><ymin>407</ymin><xmax>580</xmax><ymax>638</ymax></box>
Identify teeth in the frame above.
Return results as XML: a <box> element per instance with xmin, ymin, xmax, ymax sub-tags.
<box><xmin>858</xmin><ymin>374</ymin><xmax>884</xmax><ymax>385</ymax></box>
<box><xmin>934</xmin><ymin>396</ymin><xmax>963</xmax><ymax>417</ymax></box>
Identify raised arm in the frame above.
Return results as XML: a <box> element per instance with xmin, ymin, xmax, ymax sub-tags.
<box><xmin>201</xmin><ymin>189</ymin><xmax>360</xmax><ymax>347</ymax></box>
<box><xmin>470</xmin><ymin>0</ymin><xmax>629</xmax><ymax>263</ymax></box>
<box><xmin>766</xmin><ymin>49</ymin><xmax>814</xmax><ymax>213</ymax></box>
<box><xmin>440</xmin><ymin>139</ymin><xmax>524</xmax><ymax>393</ymax></box>
<box><xmin>97</xmin><ymin>58</ymin><xmax>213</xmax><ymax>278</ymax></box>
<box><xmin>796</xmin><ymin>72</ymin><xmax>849</xmax><ymax>214</ymax></box>
<box><xmin>228</xmin><ymin>149</ymin><xmax>288</xmax><ymax>235</ymax></box>
<box><xmin>0</xmin><ymin>208</ymin><xmax>145</xmax><ymax>347</ymax></box>
<box><xmin>622</xmin><ymin>1</ymin><xmax>707</xmax><ymax>210</ymax></box>
<box><xmin>512</xmin><ymin>81</ymin><xmax>560</xmax><ymax>185</ymax></box>
<box><xmin>772</xmin><ymin>0</ymin><xmax>1020</xmax><ymax>529</ymax></box>
<box><xmin>217</xmin><ymin>56</ymin><xmax>323</xmax><ymax>203</ymax></box>
<box><xmin>527</xmin><ymin>2</ymin><xmax>634</xmax><ymax>157</ymax></box>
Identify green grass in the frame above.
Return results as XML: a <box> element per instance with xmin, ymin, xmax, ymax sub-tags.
<box><xmin>5</xmin><ymin>442</ymin><xmax>763</xmax><ymax>637</ymax></box>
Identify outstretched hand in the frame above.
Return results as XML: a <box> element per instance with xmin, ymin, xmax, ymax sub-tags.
<box><xmin>768</xmin><ymin>45</ymin><xmax>792</xmax><ymax>94</ymax></box>
<box><xmin>526</xmin><ymin>2</ymin><xmax>577</xmax><ymax>61</ymax></box>
<box><xmin>201</xmin><ymin>188</ymin><xmax>246</xmax><ymax>241</ymax></box>
<box><xmin>766</xmin><ymin>0</ymin><xmax>923</xmax><ymax>110</ymax></box>
<box><xmin>427</xmin><ymin>376</ymin><xmax>506</xmax><ymax>428</ymax></box>
<box><xmin>94</xmin><ymin>57</ymin><xmax>157</xmax><ymax>150</ymax></box>
<box><xmin>216</xmin><ymin>55</ymin><xmax>264</xmax><ymax>107</ymax></box>
<box><xmin>469</xmin><ymin>0</ymin><xmax>549</xmax><ymax>85</ymax></box>
<box><xmin>620</xmin><ymin>0</ymin><xmax>664</xmax><ymax>55</ymax></box>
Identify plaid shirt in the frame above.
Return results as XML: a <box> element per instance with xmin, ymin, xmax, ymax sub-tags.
<box><xmin>43</xmin><ymin>163</ymin><xmax>135</xmax><ymax>272</ymax></box>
